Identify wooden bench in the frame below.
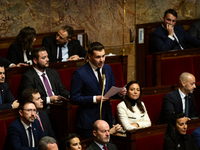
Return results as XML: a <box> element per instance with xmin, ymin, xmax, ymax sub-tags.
<box><xmin>135</xmin><ymin>19</ymin><xmax>200</xmax><ymax>87</ymax></box>
<box><xmin>111</xmin><ymin>118</ymin><xmax>200</xmax><ymax>150</ymax></box>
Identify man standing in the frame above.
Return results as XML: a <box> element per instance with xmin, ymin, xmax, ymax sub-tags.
<box><xmin>70</xmin><ymin>42</ymin><xmax>126</xmax><ymax>139</ymax></box>
<box><xmin>21</xmin><ymin>88</ymin><xmax>55</xmax><ymax>139</ymax></box>
<box><xmin>42</xmin><ymin>26</ymin><xmax>87</xmax><ymax>62</ymax></box>
<box><xmin>150</xmin><ymin>9</ymin><xmax>200</xmax><ymax>52</ymax></box>
<box><xmin>0</xmin><ymin>63</ymin><xmax>19</xmax><ymax>110</ymax></box>
<box><xmin>3</xmin><ymin>101</ymin><xmax>45</xmax><ymax>150</ymax></box>
<box><xmin>20</xmin><ymin>47</ymin><xmax>70</xmax><ymax>110</ymax></box>
<box><xmin>86</xmin><ymin>120</ymin><xmax>118</xmax><ymax>150</ymax></box>
<box><xmin>158</xmin><ymin>72</ymin><xmax>196</xmax><ymax>124</ymax></box>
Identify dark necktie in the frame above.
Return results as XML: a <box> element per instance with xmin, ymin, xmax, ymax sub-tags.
<box><xmin>103</xmin><ymin>145</ymin><xmax>108</xmax><ymax>150</ymax></box>
<box><xmin>28</xmin><ymin>127</ymin><xmax>33</xmax><ymax>147</ymax></box>
<box><xmin>96</xmin><ymin>68</ymin><xmax>103</xmax><ymax>88</ymax></box>
<box><xmin>185</xmin><ymin>95</ymin><xmax>189</xmax><ymax>117</ymax></box>
<box><xmin>58</xmin><ymin>46</ymin><xmax>62</xmax><ymax>62</ymax></box>
<box><xmin>41</xmin><ymin>73</ymin><xmax>53</xmax><ymax>97</ymax></box>
<box><xmin>0</xmin><ymin>91</ymin><xmax>2</xmax><ymax>105</ymax></box>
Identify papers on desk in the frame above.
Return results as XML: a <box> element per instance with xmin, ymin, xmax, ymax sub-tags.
<box><xmin>104</xmin><ymin>86</ymin><xmax>124</xmax><ymax>98</ymax></box>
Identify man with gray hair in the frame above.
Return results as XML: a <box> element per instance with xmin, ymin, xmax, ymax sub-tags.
<box><xmin>38</xmin><ymin>136</ymin><xmax>58</xmax><ymax>150</ymax></box>
<box><xmin>42</xmin><ymin>25</ymin><xmax>87</xmax><ymax>62</ymax></box>
<box><xmin>158</xmin><ymin>72</ymin><xmax>196</xmax><ymax>124</ymax></box>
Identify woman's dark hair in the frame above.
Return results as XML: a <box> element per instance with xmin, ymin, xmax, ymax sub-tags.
<box><xmin>165</xmin><ymin>112</ymin><xmax>185</xmax><ymax>136</ymax></box>
<box><xmin>59</xmin><ymin>133</ymin><xmax>80</xmax><ymax>150</ymax></box>
<box><xmin>123</xmin><ymin>80</ymin><xmax>145</xmax><ymax>113</ymax></box>
<box><xmin>13</xmin><ymin>26</ymin><xmax>36</xmax><ymax>51</ymax></box>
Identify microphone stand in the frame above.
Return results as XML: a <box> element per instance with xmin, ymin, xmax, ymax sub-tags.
<box><xmin>100</xmin><ymin>68</ymin><xmax>106</xmax><ymax>120</ymax></box>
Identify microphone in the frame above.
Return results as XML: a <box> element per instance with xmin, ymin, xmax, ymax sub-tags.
<box><xmin>100</xmin><ymin>68</ymin><xmax>106</xmax><ymax>120</ymax></box>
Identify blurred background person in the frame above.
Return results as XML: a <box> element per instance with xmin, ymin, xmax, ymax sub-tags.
<box><xmin>7</xmin><ymin>26</ymin><xmax>36</xmax><ymax>65</ymax></box>
<box><xmin>117</xmin><ymin>81</ymin><xmax>151</xmax><ymax>130</ymax></box>
<box><xmin>59</xmin><ymin>133</ymin><xmax>82</xmax><ymax>150</ymax></box>
<box><xmin>38</xmin><ymin>136</ymin><xmax>58</xmax><ymax>150</ymax></box>
<box><xmin>163</xmin><ymin>112</ymin><xmax>198</xmax><ymax>150</ymax></box>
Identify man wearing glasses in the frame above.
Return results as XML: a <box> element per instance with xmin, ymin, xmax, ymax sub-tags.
<box><xmin>3</xmin><ymin>101</ymin><xmax>45</xmax><ymax>150</ymax></box>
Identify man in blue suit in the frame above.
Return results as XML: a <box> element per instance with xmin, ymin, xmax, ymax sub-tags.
<box><xmin>3</xmin><ymin>101</ymin><xmax>45</xmax><ymax>150</ymax></box>
<box><xmin>21</xmin><ymin>88</ymin><xmax>56</xmax><ymax>139</ymax></box>
<box><xmin>192</xmin><ymin>126</ymin><xmax>200</xmax><ymax>148</ymax></box>
<box><xmin>0</xmin><ymin>63</ymin><xmax>19</xmax><ymax>111</ymax></box>
<box><xmin>70</xmin><ymin>42</ymin><xmax>126</xmax><ymax>139</ymax></box>
<box><xmin>158</xmin><ymin>72</ymin><xmax>196</xmax><ymax>124</ymax></box>
<box><xmin>149</xmin><ymin>9</ymin><xmax>200</xmax><ymax>52</ymax></box>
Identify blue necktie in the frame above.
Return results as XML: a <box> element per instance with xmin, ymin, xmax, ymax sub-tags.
<box><xmin>185</xmin><ymin>96</ymin><xmax>189</xmax><ymax>117</ymax></box>
<box><xmin>0</xmin><ymin>91</ymin><xmax>2</xmax><ymax>105</ymax></box>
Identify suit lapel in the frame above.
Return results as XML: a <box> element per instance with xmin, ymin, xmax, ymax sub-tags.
<box><xmin>91</xmin><ymin>142</ymin><xmax>102</xmax><ymax>150</ymax></box>
<box><xmin>46</xmin><ymin>69</ymin><xmax>56</xmax><ymax>93</ymax></box>
<box><xmin>32</xmin><ymin>123</ymin><xmax>38</xmax><ymax>146</ymax></box>
<box><xmin>67</xmin><ymin>42</ymin><xmax>72</xmax><ymax>57</ymax></box>
<box><xmin>85</xmin><ymin>63</ymin><xmax>102</xmax><ymax>92</ymax></box>
<box><xmin>0</xmin><ymin>85</ymin><xmax>5</xmax><ymax>103</ymax></box>
<box><xmin>176</xmin><ymin>90</ymin><xmax>183</xmax><ymax>111</ymax></box>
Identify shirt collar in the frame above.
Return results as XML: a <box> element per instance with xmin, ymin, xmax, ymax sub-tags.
<box><xmin>21</xmin><ymin>119</ymin><xmax>32</xmax><ymax>129</ymax></box>
<box><xmin>33</xmin><ymin>67</ymin><xmax>47</xmax><ymax>76</ymax></box>
<box><xmin>178</xmin><ymin>88</ymin><xmax>187</xmax><ymax>99</ymax></box>
<box><xmin>94</xmin><ymin>141</ymin><xmax>107</xmax><ymax>150</ymax></box>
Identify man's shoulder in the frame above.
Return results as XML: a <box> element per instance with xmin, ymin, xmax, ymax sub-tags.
<box><xmin>8</xmin><ymin>118</ymin><xmax>22</xmax><ymax>129</ymax></box>
<box><xmin>151</xmin><ymin>25</ymin><xmax>163</xmax><ymax>34</ymax></box>
<box><xmin>43</xmin><ymin>34</ymin><xmax>56</xmax><ymax>41</ymax></box>
<box><xmin>107</xmin><ymin>142</ymin><xmax>118</xmax><ymax>149</ymax></box>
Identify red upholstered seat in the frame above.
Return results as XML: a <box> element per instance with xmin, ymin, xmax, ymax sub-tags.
<box><xmin>0</xmin><ymin>120</ymin><xmax>7</xmax><ymax>150</ymax></box>
<box><xmin>161</xmin><ymin>57</ymin><xmax>194</xmax><ymax>85</ymax></box>
<box><xmin>110</xmin><ymin>99</ymin><xmax>121</xmax><ymax>122</ymax></box>
<box><xmin>11</xmin><ymin>75</ymin><xmax>22</xmax><ymax>99</ymax></box>
<box><xmin>72</xmin><ymin>105</ymin><xmax>78</xmax><ymax>133</ymax></box>
<box><xmin>142</xmin><ymin>94</ymin><xmax>166</xmax><ymax>125</ymax></box>
<box><xmin>146</xmin><ymin>55</ymin><xmax>153</xmax><ymax>87</ymax></box>
<box><xmin>187</xmin><ymin>128</ymin><xmax>196</xmax><ymax>135</ymax></box>
<box><xmin>109</xmin><ymin>63</ymin><xmax>124</xmax><ymax>87</ymax></box>
<box><xmin>5</xmin><ymin>118</ymin><xmax>16</xmax><ymax>130</ymax></box>
<box><xmin>58</xmin><ymin>68</ymin><xmax>77</xmax><ymax>91</ymax></box>
<box><xmin>136</xmin><ymin>134</ymin><xmax>164</xmax><ymax>150</ymax></box>
<box><xmin>0</xmin><ymin>49</ymin><xmax>8</xmax><ymax>58</ymax></box>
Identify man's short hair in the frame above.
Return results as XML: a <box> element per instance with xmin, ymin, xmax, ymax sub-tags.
<box><xmin>88</xmin><ymin>42</ymin><xmax>104</xmax><ymax>55</ymax></box>
<box><xmin>31</xmin><ymin>47</ymin><xmax>46</xmax><ymax>61</ymax></box>
<box><xmin>164</xmin><ymin>9</ymin><xmax>177</xmax><ymax>18</ymax></box>
<box><xmin>21</xmin><ymin>88</ymin><xmax>39</xmax><ymax>102</ymax></box>
<box><xmin>0</xmin><ymin>62</ymin><xmax>5</xmax><ymax>68</ymax></box>
<box><xmin>38</xmin><ymin>136</ymin><xmax>57</xmax><ymax>150</ymax></box>
<box><xmin>18</xmin><ymin>100</ymin><xmax>36</xmax><ymax>111</ymax></box>
<box><xmin>60</xmin><ymin>26</ymin><xmax>74</xmax><ymax>40</ymax></box>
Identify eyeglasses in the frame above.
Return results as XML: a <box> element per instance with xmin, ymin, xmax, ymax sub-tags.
<box><xmin>23</xmin><ymin>109</ymin><xmax>37</xmax><ymax>113</ymax></box>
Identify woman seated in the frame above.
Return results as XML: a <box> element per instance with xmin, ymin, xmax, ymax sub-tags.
<box><xmin>7</xmin><ymin>27</ymin><xmax>36</xmax><ymax>65</ymax></box>
<box><xmin>117</xmin><ymin>80</ymin><xmax>151</xmax><ymax>131</ymax></box>
<box><xmin>59</xmin><ymin>133</ymin><xmax>82</xmax><ymax>150</ymax></box>
<box><xmin>163</xmin><ymin>112</ymin><xmax>198</xmax><ymax>150</ymax></box>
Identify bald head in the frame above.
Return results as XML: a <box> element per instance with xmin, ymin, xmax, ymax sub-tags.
<box><xmin>179</xmin><ymin>72</ymin><xmax>196</xmax><ymax>95</ymax></box>
<box><xmin>93</xmin><ymin>120</ymin><xmax>110</xmax><ymax>145</ymax></box>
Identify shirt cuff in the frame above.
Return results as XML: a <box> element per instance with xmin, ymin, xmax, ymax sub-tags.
<box><xmin>168</xmin><ymin>35</ymin><xmax>174</xmax><ymax>40</ymax></box>
<box><xmin>46</xmin><ymin>97</ymin><xmax>50</xmax><ymax>104</ymax></box>
<box><xmin>9</xmin><ymin>63</ymin><xmax>15</xmax><ymax>68</ymax></box>
<box><xmin>93</xmin><ymin>96</ymin><xmax>97</xmax><ymax>103</ymax></box>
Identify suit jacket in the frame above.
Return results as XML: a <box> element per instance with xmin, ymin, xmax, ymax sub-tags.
<box><xmin>70</xmin><ymin>63</ymin><xmax>116</xmax><ymax>130</ymax></box>
<box><xmin>86</xmin><ymin>141</ymin><xmax>118</xmax><ymax>150</ymax></box>
<box><xmin>19</xmin><ymin>67</ymin><xmax>70</xmax><ymax>109</ymax></box>
<box><xmin>0</xmin><ymin>56</ymin><xmax>11</xmax><ymax>68</ymax></box>
<box><xmin>149</xmin><ymin>25</ymin><xmax>200</xmax><ymax>52</ymax></box>
<box><xmin>7</xmin><ymin>43</ymin><xmax>31</xmax><ymax>64</ymax></box>
<box><xmin>158</xmin><ymin>90</ymin><xmax>195</xmax><ymax>124</ymax></box>
<box><xmin>0</xmin><ymin>83</ymin><xmax>15</xmax><ymax>111</ymax></box>
<box><xmin>3</xmin><ymin>117</ymin><xmax>45</xmax><ymax>150</ymax></box>
<box><xmin>42</xmin><ymin>34</ymin><xmax>87</xmax><ymax>62</ymax></box>
<box><xmin>191</xmin><ymin>126</ymin><xmax>200</xmax><ymax>148</ymax></box>
<box><xmin>38</xmin><ymin>110</ymin><xmax>55</xmax><ymax>139</ymax></box>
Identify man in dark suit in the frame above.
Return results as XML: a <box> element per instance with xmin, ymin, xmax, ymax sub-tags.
<box><xmin>192</xmin><ymin>126</ymin><xmax>200</xmax><ymax>148</ymax></box>
<box><xmin>38</xmin><ymin>136</ymin><xmax>58</xmax><ymax>150</ymax></box>
<box><xmin>158</xmin><ymin>72</ymin><xmax>196</xmax><ymax>124</ymax></box>
<box><xmin>21</xmin><ymin>88</ymin><xmax>55</xmax><ymax>139</ymax></box>
<box><xmin>149</xmin><ymin>9</ymin><xmax>200</xmax><ymax>52</ymax></box>
<box><xmin>0</xmin><ymin>63</ymin><xmax>19</xmax><ymax>110</ymax></box>
<box><xmin>70</xmin><ymin>42</ymin><xmax>126</xmax><ymax>139</ymax></box>
<box><xmin>19</xmin><ymin>47</ymin><xmax>70</xmax><ymax>110</ymax></box>
<box><xmin>42</xmin><ymin>26</ymin><xmax>87</xmax><ymax>62</ymax></box>
<box><xmin>3</xmin><ymin>101</ymin><xmax>45</xmax><ymax>150</ymax></box>
<box><xmin>86</xmin><ymin>120</ymin><xmax>118</xmax><ymax>150</ymax></box>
